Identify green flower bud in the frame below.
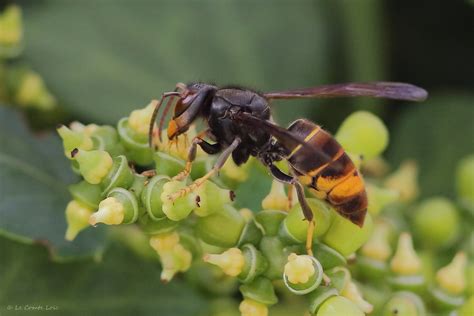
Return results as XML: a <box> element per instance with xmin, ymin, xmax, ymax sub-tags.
<box><xmin>316</xmin><ymin>296</ymin><xmax>364</xmax><ymax>316</ymax></box>
<box><xmin>430</xmin><ymin>287</ymin><xmax>465</xmax><ymax>311</ymax></box>
<box><xmin>366</xmin><ymin>183</ymin><xmax>400</xmax><ymax>216</ymax></box>
<box><xmin>138</xmin><ymin>214</ymin><xmax>178</xmax><ymax>235</ymax></box>
<box><xmin>153</xmin><ymin>151</ymin><xmax>185</xmax><ymax>178</ymax></box>
<box><xmin>467</xmin><ymin>262</ymin><xmax>474</xmax><ymax>296</ymax></box>
<box><xmin>238</xmin><ymin>244</ymin><xmax>269</xmax><ymax>284</ymax></box>
<box><xmin>90</xmin><ymin>125</ymin><xmax>124</xmax><ymax>157</ymax></box>
<box><xmin>389</xmin><ymin>233</ymin><xmax>425</xmax><ymax>293</ymax></box>
<box><xmin>239</xmin><ymin>298</ymin><xmax>268</xmax><ymax>316</ymax></box>
<box><xmin>185</xmin><ymin>261</ymin><xmax>238</xmax><ymax>296</ymax></box>
<box><xmin>65</xmin><ymin>200</ymin><xmax>94</xmax><ymax>241</ymax></box>
<box><xmin>236</xmin><ymin>209</ymin><xmax>263</xmax><ymax>247</ymax></box>
<box><xmin>322</xmin><ymin>212</ymin><xmax>373</xmax><ymax>257</ymax></box>
<box><xmin>149</xmin><ymin>232</ymin><xmax>192</xmax><ymax>282</ymax></box>
<box><xmin>312</xmin><ymin>242</ymin><xmax>346</xmax><ymax>270</ymax></box>
<box><xmin>68</xmin><ymin>180</ymin><xmax>102</xmax><ymax>209</ymax></box>
<box><xmin>255</xmin><ymin>210</ymin><xmax>287</xmax><ymax>236</ymax></box>
<box><xmin>384</xmin><ymin>160</ymin><xmax>419</xmax><ymax>203</ymax></box>
<box><xmin>161</xmin><ymin>180</ymin><xmax>196</xmax><ymax>221</ymax></box>
<box><xmin>141</xmin><ymin>175</ymin><xmax>170</xmax><ymax>220</ymax></box>
<box><xmin>14</xmin><ymin>69</ymin><xmax>56</xmax><ymax>110</ymax></box>
<box><xmin>436</xmin><ymin>252</ymin><xmax>467</xmax><ymax>295</ymax></box>
<box><xmin>196</xmin><ymin>205</ymin><xmax>245</xmax><ymax>247</ymax></box>
<box><xmin>336</xmin><ymin>111</ymin><xmax>389</xmax><ymax>159</ymax></box>
<box><xmin>280</xmin><ymin>199</ymin><xmax>333</xmax><ymax>244</ymax></box>
<box><xmin>240</xmin><ymin>277</ymin><xmax>278</xmax><ymax>306</ymax></box>
<box><xmin>382</xmin><ymin>292</ymin><xmax>426</xmax><ymax>316</ymax></box>
<box><xmin>117</xmin><ymin>117</ymin><xmax>153</xmax><ymax>166</ymax></box>
<box><xmin>57</xmin><ymin>125</ymin><xmax>93</xmax><ymax>158</ymax></box>
<box><xmin>283</xmin><ymin>253</ymin><xmax>323</xmax><ymax>295</ymax></box>
<box><xmin>358</xmin><ymin>221</ymin><xmax>392</xmax><ymax>279</ymax></box>
<box><xmin>0</xmin><ymin>5</ymin><xmax>23</xmax><ymax>57</ymax></box>
<box><xmin>341</xmin><ymin>280</ymin><xmax>373</xmax><ymax>314</ymax></box>
<box><xmin>129</xmin><ymin>174</ymin><xmax>147</xmax><ymax>198</ymax></box>
<box><xmin>308</xmin><ymin>286</ymin><xmax>339</xmax><ymax>315</ymax></box>
<box><xmin>413</xmin><ymin>197</ymin><xmax>460</xmax><ymax>249</ymax></box>
<box><xmin>325</xmin><ymin>267</ymin><xmax>350</xmax><ymax>292</ymax></box>
<box><xmin>262</xmin><ymin>180</ymin><xmax>288</xmax><ymax>211</ymax></box>
<box><xmin>100</xmin><ymin>155</ymin><xmax>135</xmax><ymax>195</ymax></box>
<box><xmin>220</xmin><ymin>157</ymin><xmax>251</xmax><ymax>186</ymax></box>
<box><xmin>458</xmin><ymin>295</ymin><xmax>474</xmax><ymax>316</ymax></box>
<box><xmin>72</xmin><ymin>148</ymin><xmax>113</xmax><ymax>184</ymax></box>
<box><xmin>89</xmin><ymin>188</ymin><xmax>139</xmax><ymax>226</ymax></box>
<box><xmin>195</xmin><ymin>180</ymin><xmax>233</xmax><ymax>217</ymax></box>
<box><xmin>456</xmin><ymin>155</ymin><xmax>474</xmax><ymax>211</ymax></box>
<box><xmin>203</xmin><ymin>248</ymin><xmax>245</xmax><ymax>277</ymax></box>
<box><xmin>259</xmin><ymin>236</ymin><xmax>286</xmax><ymax>280</ymax></box>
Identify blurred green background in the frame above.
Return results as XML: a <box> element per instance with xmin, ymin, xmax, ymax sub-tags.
<box><xmin>0</xmin><ymin>0</ymin><xmax>473</xmax><ymax>315</ymax></box>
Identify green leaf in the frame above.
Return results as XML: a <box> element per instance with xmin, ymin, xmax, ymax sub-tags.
<box><xmin>387</xmin><ymin>93</ymin><xmax>474</xmax><ymax>199</ymax></box>
<box><xmin>22</xmin><ymin>1</ymin><xmax>330</xmax><ymax>124</ymax></box>
<box><xmin>0</xmin><ymin>237</ymin><xmax>209</xmax><ymax>315</ymax></box>
<box><xmin>0</xmin><ymin>106</ymin><xmax>106</xmax><ymax>260</ymax></box>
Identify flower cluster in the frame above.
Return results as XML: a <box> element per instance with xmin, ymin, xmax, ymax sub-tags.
<box><xmin>59</xmin><ymin>101</ymin><xmax>473</xmax><ymax>316</ymax></box>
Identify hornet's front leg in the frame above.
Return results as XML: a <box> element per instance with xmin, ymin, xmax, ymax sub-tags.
<box><xmin>268</xmin><ymin>164</ymin><xmax>315</xmax><ymax>257</ymax></box>
<box><xmin>167</xmin><ymin>138</ymin><xmax>241</xmax><ymax>202</ymax></box>
<box><xmin>172</xmin><ymin>129</ymin><xmax>221</xmax><ymax>181</ymax></box>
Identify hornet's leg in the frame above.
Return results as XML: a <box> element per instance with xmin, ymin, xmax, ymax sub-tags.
<box><xmin>172</xmin><ymin>130</ymin><xmax>221</xmax><ymax>181</ymax></box>
<box><xmin>287</xmin><ymin>184</ymin><xmax>294</xmax><ymax>211</ymax></box>
<box><xmin>167</xmin><ymin>138</ymin><xmax>241</xmax><ymax>202</ymax></box>
<box><xmin>268</xmin><ymin>165</ymin><xmax>315</xmax><ymax>256</ymax></box>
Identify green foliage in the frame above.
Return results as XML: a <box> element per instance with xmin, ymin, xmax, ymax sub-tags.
<box><xmin>0</xmin><ymin>236</ymin><xmax>208</xmax><ymax>316</ymax></box>
<box><xmin>22</xmin><ymin>0</ymin><xmax>330</xmax><ymax>124</ymax></box>
<box><xmin>0</xmin><ymin>107</ymin><xmax>106</xmax><ymax>259</ymax></box>
<box><xmin>388</xmin><ymin>93</ymin><xmax>474</xmax><ymax>199</ymax></box>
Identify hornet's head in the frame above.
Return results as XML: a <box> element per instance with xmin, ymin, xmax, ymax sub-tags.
<box><xmin>166</xmin><ymin>82</ymin><xmax>217</xmax><ymax>140</ymax></box>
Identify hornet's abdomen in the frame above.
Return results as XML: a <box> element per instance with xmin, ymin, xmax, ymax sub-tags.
<box><xmin>286</xmin><ymin>119</ymin><xmax>368</xmax><ymax>226</ymax></box>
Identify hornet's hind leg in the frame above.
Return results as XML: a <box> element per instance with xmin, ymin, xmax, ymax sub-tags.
<box><xmin>268</xmin><ymin>165</ymin><xmax>315</xmax><ymax>256</ymax></box>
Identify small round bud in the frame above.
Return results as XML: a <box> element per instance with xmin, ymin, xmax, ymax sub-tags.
<box><xmin>308</xmin><ymin>286</ymin><xmax>339</xmax><ymax>315</ymax></box>
<box><xmin>322</xmin><ymin>212</ymin><xmax>373</xmax><ymax>257</ymax></box>
<box><xmin>161</xmin><ymin>180</ymin><xmax>196</xmax><ymax>221</ymax></box>
<box><xmin>384</xmin><ymin>161</ymin><xmax>419</xmax><ymax>203</ymax></box>
<box><xmin>72</xmin><ymin>149</ymin><xmax>113</xmax><ymax>184</ymax></box>
<box><xmin>239</xmin><ymin>299</ymin><xmax>268</xmax><ymax>316</ymax></box>
<box><xmin>196</xmin><ymin>205</ymin><xmax>245</xmax><ymax>247</ymax></box>
<box><xmin>382</xmin><ymin>292</ymin><xmax>426</xmax><ymax>316</ymax></box>
<box><xmin>336</xmin><ymin>111</ymin><xmax>389</xmax><ymax>159</ymax></box>
<box><xmin>456</xmin><ymin>155</ymin><xmax>474</xmax><ymax>211</ymax></box>
<box><xmin>280</xmin><ymin>199</ymin><xmax>333</xmax><ymax>244</ymax></box>
<box><xmin>413</xmin><ymin>197</ymin><xmax>460</xmax><ymax>249</ymax></box>
<box><xmin>65</xmin><ymin>200</ymin><xmax>94</xmax><ymax>241</ymax></box>
<box><xmin>316</xmin><ymin>296</ymin><xmax>364</xmax><ymax>316</ymax></box>
<box><xmin>194</xmin><ymin>180</ymin><xmax>233</xmax><ymax>217</ymax></box>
